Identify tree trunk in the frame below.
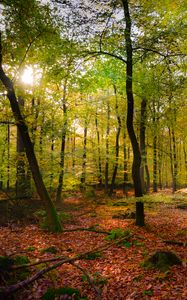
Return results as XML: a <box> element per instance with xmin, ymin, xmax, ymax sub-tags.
<box><xmin>109</xmin><ymin>85</ymin><xmax>121</xmax><ymax>196</ymax></box>
<box><xmin>183</xmin><ymin>142</ymin><xmax>187</xmax><ymax>182</ymax></box>
<box><xmin>139</xmin><ymin>97</ymin><xmax>147</xmax><ymax>194</ymax></box>
<box><xmin>122</xmin><ymin>0</ymin><xmax>144</xmax><ymax>226</ymax></box>
<box><xmin>7</xmin><ymin>122</ymin><xmax>10</xmax><ymax>190</ymax></box>
<box><xmin>172</xmin><ymin>128</ymin><xmax>177</xmax><ymax>192</ymax></box>
<box><xmin>153</xmin><ymin>135</ymin><xmax>157</xmax><ymax>192</ymax></box>
<box><xmin>0</xmin><ymin>35</ymin><xmax>62</xmax><ymax>232</ymax></box>
<box><xmin>158</xmin><ymin>147</ymin><xmax>163</xmax><ymax>190</ymax></box>
<box><xmin>95</xmin><ymin>112</ymin><xmax>102</xmax><ymax>186</ymax></box>
<box><xmin>56</xmin><ymin>80</ymin><xmax>68</xmax><ymax>204</ymax></box>
<box><xmin>80</xmin><ymin>121</ymin><xmax>87</xmax><ymax>189</ymax></box>
<box><xmin>152</xmin><ymin>101</ymin><xmax>157</xmax><ymax>192</ymax></box>
<box><xmin>105</xmin><ymin>97</ymin><xmax>110</xmax><ymax>193</ymax></box>
<box><xmin>16</xmin><ymin>97</ymin><xmax>28</xmax><ymax>198</ymax></box>
<box><xmin>123</xmin><ymin>128</ymin><xmax>128</xmax><ymax>196</ymax></box>
<box><xmin>49</xmin><ymin>115</ymin><xmax>55</xmax><ymax>191</ymax></box>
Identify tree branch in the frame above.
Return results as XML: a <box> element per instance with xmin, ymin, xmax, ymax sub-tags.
<box><xmin>85</xmin><ymin>50</ymin><xmax>127</xmax><ymax>64</ymax></box>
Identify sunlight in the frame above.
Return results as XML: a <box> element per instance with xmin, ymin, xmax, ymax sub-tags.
<box><xmin>21</xmin><ymin>67</ymin><xmax>34</xmax><ymax>85</ymax></box>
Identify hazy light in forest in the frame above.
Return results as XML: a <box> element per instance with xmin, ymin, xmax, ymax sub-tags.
<box><xmin>21</xmin><ymin>67</ymin><xmax>34</xmax><ymax>85</ymax></box>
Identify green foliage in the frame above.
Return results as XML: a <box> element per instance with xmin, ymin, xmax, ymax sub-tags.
<box><xmin>84</xmin><ymin>186</ymin><xmax>96</xmax><ymax>198</ymax></box>
<box><xmin>133</xmin><ymin>274</ymin><xmax>144</xmax><ymax>282</ymax></box>
<box><xmin>25</xmin><ymin>246</ymin><xmax>36</xmax><ymax>251</ymax></box>
<box><xmin>143</xmin><ymin>289</ymin><xmax>154</xmax><ymax>296</ymax></box>
<box><xmin>41</xmin><ymin>286</ymin><xmax>86</xmax><ymax>300</ymax></box>
<box><xmin>105</xmin><ymin>228</ymin><xmax>132</xmax><ymax>241</ymax></box>
<box><xmin>58</xmin><ymin>211</ymin><xmax>72</xmax><ymax>221</ymax></box>
<box><xmin>84</xmin><ymin>252</ymin><xmax>102</xmax><ymax>260</ymax></box>
<box><xmin>82</xmin><ymin>272</ymin><xmax>108</xmax><ymax>287</ymax></box>
<box><xmin>0</xmin><ymin>255</ymin><xmax>30</xmax><ymax>284</ymax></box>
<box><xmin>14</xmin><ymin>255</ymin><xmax>30</xmax><ymax>265</ymax></box>
<box><xmin>133</xmin><ymin>240</ymin><xmax>145</xmax><ymax>247</ymax></box>
<box><xmin>41</xmin><ymin>246</ymin><xmax>58</xmax><ymax>254</ymax></box>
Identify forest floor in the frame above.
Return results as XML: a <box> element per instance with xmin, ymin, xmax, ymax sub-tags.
<box><xmin>0</xmin><ymin>190</ymin><xmax>187</xmax><ymax>300</ymax></box>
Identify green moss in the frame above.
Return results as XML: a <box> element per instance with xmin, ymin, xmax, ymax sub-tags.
<box><xmin>0</xmin><ymin>255</ymin><xmax>30</xmax><ymax>284</ymax></box>
<box><xmin>41</xmin><ymin>246</ymin><xmax>58</xmax><ymax>254</ymax></box>
<box><xmin>84</xmin><ymin>251</ymin><xmax>102</xmax><ymax>260</ymax></box>
<box><xmin>143</xmin><ymin>289</ymin><xmax>154</xmax><ymax>296</ymax></box>
<box><xmin>105</xmin><ymin>228</ymin><xmax>132</xmax><ymax>241</ymax></box>
<box><xmin>41</xmin><ymin>286</ymin><xmax>87</xmax><ymax>300</ymax></box>
<box><xmin>34</xmin><ymin>208</ymin><xmax>63</xmax><ymax>232</ymax></box>
<box><xmin>25</xmin><ymin>246</ymin><xmax>36</xmax><ymax>251</ymax></box>
<box><xmin>14</xmin><ymin>255</ymin><xmax>30</xmax><ymax>265</ymax></box>
<box><xmin>0</xmin><ymin>256</ymin><xmax>14</xmax><ymax>272</ymax></box>
<box><xmin>82</xmin><ymin>272</ymin><xmax>108</xmax><ymax>287</ymax></box>
<box><xmin>58</xmin><ymin>211</ymin><xmax>72</xmax><ymax>221</ymax></box>
<box><xmin>142</xmin><ymin>251</ymin><xmax>182</xmax><ymax>271</ymax></box>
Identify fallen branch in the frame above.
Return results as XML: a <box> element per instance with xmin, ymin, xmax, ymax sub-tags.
<box><xmin>0</xmin><ymin>235</ymin><xmax>131</xmax><ymax>296</ymax></box>
<box><xmin>164</xmin><ymin>240</ymin><xmax>186</xmax><ymax>247</ymax></box>
<box><xmin>70</xmin><ymin>261</ymin><xmax>102</xmax><ymax>300</ymax></box>
<box><xmin>63</xmin><ymin>227</ymin><xmax>109</xmax><ymax>235</ymax></box>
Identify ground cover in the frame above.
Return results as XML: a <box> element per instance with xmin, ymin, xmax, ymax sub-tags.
<box><xmin>0</xmin><ymin>190</ymin><xmax>186</xmax><ymax>299</ymax></box>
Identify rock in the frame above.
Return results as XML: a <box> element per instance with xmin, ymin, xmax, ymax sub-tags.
<box><xmin>144</xmin><ymin>250</ymin><xmax>182</xmax><ymax>271</ymax></box>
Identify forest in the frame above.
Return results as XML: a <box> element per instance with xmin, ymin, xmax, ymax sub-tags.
<box><xmin>0</xmin><ymin>0</ymin><xmax>186</xmax><ymax>299</ymax></box>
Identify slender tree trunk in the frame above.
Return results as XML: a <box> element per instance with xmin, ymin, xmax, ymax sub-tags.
<box><xmin>7</xmin><ymin>122</ymin><xmax>10</xmax><ymax>190</ymax></box>
<box><xmin>105</xmin><ymin>97</ymin><xmax>110</xmax><ymax>193</ymax></box>
<box><xmin>172</xmin><ymin>128</ymin><xmax>177</xmax><ymax>192</ymax></box>
<box><xmin>95</xmin><ymin>112</ymin><xmax>102</xmax><ymax>186</ymax></box>
<box><xmin>152</xmin><ymin>101</ymin><xmax>158</xmax><ymax>192</ymax></box>
<box><xmin>123</xmin><ymin>128</ymin><xmax>128</xmax><ymax>196</ymax></box>
<box><xmin>153</xmin><ymin>135</ymin><xmax>157</xmax><ymax>192</ymax></box>
<box><xmin>139</xmin><ymin>98</ymin><xmax>147</xmax><ymax>194</ymax></box>
<box><xmin>158</xmin><ymin>146</ymin><xmax>163</xmax><ymax>190</ymax></box>
<box><xmin>168</xmin><ymin>127</ymin><xmax>174</xmax><ymax>191</ymax></box>
<box><xmin>183</xmin><ymin>142</ymin><xmax>187</xmax><ymax>183</ymax></box>
<box><xmin>72</xmin><ymin>130</ymin><xmax>76</xmax><ymax>173</ymax></box>
<box><xmin>50</xmin><ymin>115</ymin><xmax>55</xmax><ymax>191</ymax></box>
<box><xmin>109</xmin><ymin>85</ymin><xmax>121</xmax><ymax>196</ymax></box>
<box><xmin>16</xmin><ymin>97</ymin><xmax>28</xmax><ymax>198</ymax></box>
<box><xmin>80</xmin><ymin>121</ymin><xmax>87</xmax><ymax>189</ymax></box>
<box><xmin>39</xmin><ymin>112</ymin><xmax>45</xmax><ymax>164</ymax></box>
<box><xmin>31</xmin><ymin>97</ymin><xmax>40</xmax><ymax>146</ymax></box>
<box><xmin>168</xmin><ymin>127</ymin><xmax>178</xmax><ymax>192</ymax></box>
<box><xmin>0</xmin><ymin>35</ymin><xmax>62</xmax><ymax>232</ymax></box>
<box><xmin>56</xmin><ymin>80</ymin><xmax>68</xmax><ymax>204</ymax></box>
<box><xmin>122</xmin><ymin>0</ymin><xmax>144</xmax><ymax>226</ymax></box>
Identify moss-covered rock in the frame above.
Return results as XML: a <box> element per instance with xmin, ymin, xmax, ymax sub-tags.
<box><xmin>143</xmin><ymin>251</ymin><xmax>182</xmax><ymax>271</ymax></box>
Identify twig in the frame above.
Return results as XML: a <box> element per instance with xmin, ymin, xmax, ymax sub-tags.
<box><xmin>63</xmin><ymin>227</ymin><xmax>109</xmax><ymax>235</ymax></box>
<box><xmin>164</xmin><ymin>240</ymin><xmax>186</xmax><ymax>247</ymax></box>
<box><xmin>70</xmin><ymin>261</ymin><xmax>102</xmax><ymax>300</ymax></box>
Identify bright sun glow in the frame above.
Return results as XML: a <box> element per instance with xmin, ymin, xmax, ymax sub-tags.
<box><xmin>21</xmin><ymin>67</ymin><xmax>34</xmax><ymax>85</ymax></box>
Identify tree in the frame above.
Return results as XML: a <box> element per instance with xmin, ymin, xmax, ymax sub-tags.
<box><xmin>0</xmin><ymin>33</ymin><xmax>62</xmax><ymax>232</ymax></box>
<box><xmin>122</xmin><ymin>0</ymin><xmax>144</xmax><ymax>226</ymax></box>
